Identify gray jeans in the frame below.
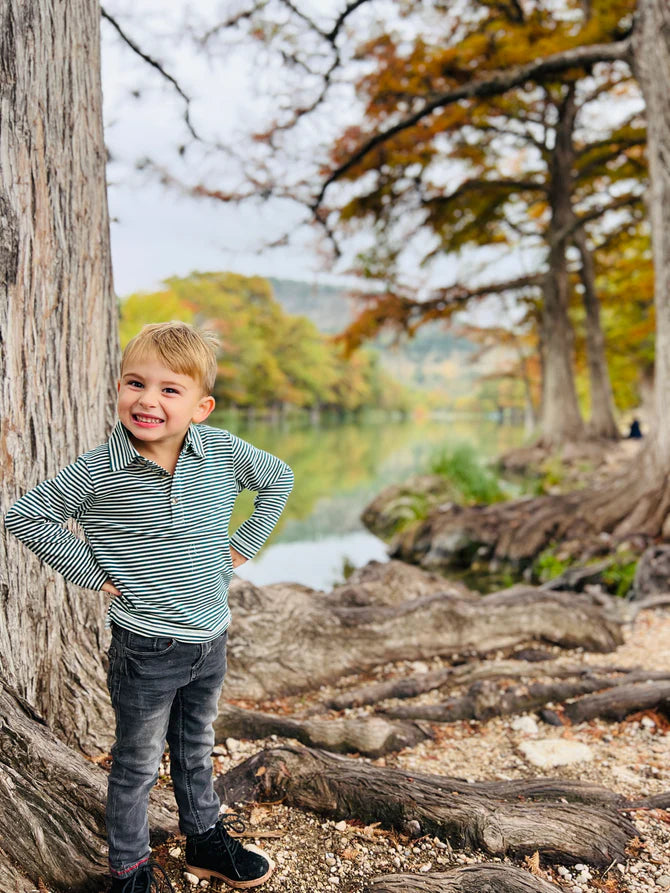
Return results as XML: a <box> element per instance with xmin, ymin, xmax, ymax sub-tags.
<box><xmin>106</xmin><ymin>623</ymin><xmax>228</xmax><ymax>878</ymax></box>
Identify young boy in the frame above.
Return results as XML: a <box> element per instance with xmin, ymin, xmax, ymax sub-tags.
<box><xmin>4</xmin><ymin>321</ymin><xmax>294</xmax><ymax>892</ymax></box>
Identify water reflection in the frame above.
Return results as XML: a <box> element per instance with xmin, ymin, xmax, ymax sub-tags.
<box><xmin>209</xmin><ymin>412</ymin><xmax>525</xmax><ymax>591</ymax></box>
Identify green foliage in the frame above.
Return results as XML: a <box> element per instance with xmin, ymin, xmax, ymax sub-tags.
<box><xmin>533</xmin><ymin>549</ymin><xmax>573</xmax><ymax>584</ymax></box>
<box><xmin>119</xmin><ymin>272</ymin><xmax>412</xmax><ymax>414</ymax></box>
<box><xmin>601</xmin><ymin>554</ymin><xmax>637</xmax><ymax>598</ymax></box>
<box><xmin>341</xmin><ymin>555</ymin><xmax>357</xmax><ymax>580</ymax></box>
<box><xmin>429</xmin><ymin>443</ymin><xmax>505</xmax><ymax>504</ymax></box>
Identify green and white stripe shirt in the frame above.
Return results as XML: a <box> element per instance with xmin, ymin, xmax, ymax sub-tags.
<box><xmin>4</xmin><ymin>421</ymin><xmax>294</xmax><ymax>642</ymax></box>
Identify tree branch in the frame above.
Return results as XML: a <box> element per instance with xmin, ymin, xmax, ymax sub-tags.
<box><xmin>101</xmin><ymin>7</ymin><xmax>201</xmax><ymax>143</ymax></box>
<box><xmin>313</xmin><ymin>37</ymin><xmax>633</xmax><ymax>210</ymax></box>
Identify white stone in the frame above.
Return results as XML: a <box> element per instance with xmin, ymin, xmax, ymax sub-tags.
<box><xmin>642</xmin><ymin>716</ymin><xmax>656</xmax><ymax>729</ymax></box>
<box><xmin>334</xmin><ymin>820</ymin><xmax>348</xmax><ymax>831</ymax></box>
<box><xmin>183</xmin><ymin>872</ymin><xmax>200</xmax><ymax>886</ymax></box>
<box><xmin>518</xmin><ymin>738</ymin><xmax>593</xmax><ymax>768</ymax></box>
<box><xmin>212</xmin><ymin>745</ymin><xmax>226</xmax><ymax>755</ymax></box>
<box><xmin>557</xmin><ymin>866</ymin><xmax>572</xmax><ymax>878</ymax></box>
<box><xmin>511</xmin><ymin>715</ymin><xmax>539</xmax><ymax>735</ymax></box>
<box><xmin>169</xmin><ymin>847</ymin><xmax>182</xmax><ymax>858</ymax></box>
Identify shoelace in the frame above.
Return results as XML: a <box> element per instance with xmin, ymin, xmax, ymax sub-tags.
<box><xmin>210</xmin><ymin>814</ymin><xmax>249</xmax><ymax>877</ymax></box>
<box><xmin>125</xmin><ymin>861</ymin><xmax>175</xmax><ymax>893</ymax></box>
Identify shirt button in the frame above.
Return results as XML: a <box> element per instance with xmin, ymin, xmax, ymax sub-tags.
<box><xmin>171</xmin><ymin>497</ymin><xmax>179</xmax><ymax>503</ymax></box>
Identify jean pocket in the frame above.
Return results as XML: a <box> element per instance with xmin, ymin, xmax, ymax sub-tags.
<box><xmin>118</xmin><ymin>630</ymin><xmax>177</xmax><ymax>657</ymax></box>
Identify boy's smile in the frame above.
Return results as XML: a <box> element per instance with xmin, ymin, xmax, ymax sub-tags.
<box><xmin>117</xmin><ymin>353</ymin><xmax>215</xmax><ymax>462</ymax></box>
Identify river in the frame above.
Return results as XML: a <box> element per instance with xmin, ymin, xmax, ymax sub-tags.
<box><xmin>211</xmin><ymin>411</ymin><xmax>525</xmax><ymax>592</ymax></box>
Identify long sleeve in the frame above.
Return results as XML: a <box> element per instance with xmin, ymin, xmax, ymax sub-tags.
<box><xmin>227</xmin><ymin>432</ymin><xmax>294</xmax><ymax>560</ymax></box>
<box><xmin>4</xmin><ymin>456</ymin><xmax>109</xmax><ymax>591</ymax></box>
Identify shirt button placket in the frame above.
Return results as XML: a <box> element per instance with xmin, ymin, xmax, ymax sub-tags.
<box><xmin>171</xmin><ymin>474</ymin><xmax>184</xmax><ymax>525</ymax></box>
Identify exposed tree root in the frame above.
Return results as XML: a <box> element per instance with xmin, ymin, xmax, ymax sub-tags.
<box><xmin>388</xmin><ymin>447</ymin><xmax>670</xmax><ymax>570</ymax></box>
<box><xmin>224</xmin><ymin>568</ymin><xmax>624</xmax><ymax>700</ymax></box>
<box><xmin>215</xmin><ymin>703</ymin><xmax>432</xmax><ymax>757</ymax></box>
<box><xmin>216</xmin><ymin>745</ymin><xmax>636</xmax><ymax>866</ymax></box>
<box><xmin>364</xmin><ymin>863</ymin><xmax>563</xmax><ymax>892</ymax></box>
<box><xmin>326</xmin><ymin>659</ymin><xmax>634</xmax><ymax>713</ymax></box>
<box><xmin>0</xmin><ymin>681</ymin><xmax>177</xmax><ymax>892</ymax></box>
<box><xmin>563</xmin><ymin>680</ymin><xmax>670</xmax><ymax>723</ymax></box>
<box><xmin>382</xmin><ymin>670</ymin><xmax>670</xmax><ymax>724</ymax></box>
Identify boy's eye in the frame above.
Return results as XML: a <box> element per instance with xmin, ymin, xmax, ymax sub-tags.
<box><xmin>164</xmin><ymin>388</ymin><xmax>179</xmax><ymax>394</ymax></box>
<box><xmin>128</xmin><ymin>380</ymin><xmax>143</xmax><ymax>388</ymax></box>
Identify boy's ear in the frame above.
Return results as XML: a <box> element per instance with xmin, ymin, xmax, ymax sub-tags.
<box><xmin>194</xmin><ymin>395</ymin><xmax>216</xmax><ymax>423</ymax></box>
<box><xmin>116</xmin><ymin>379</ymin><xmax>121</xmax><ymax>393</ymax></box>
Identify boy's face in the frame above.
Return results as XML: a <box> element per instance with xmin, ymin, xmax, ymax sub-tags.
<box><xmin>117</xmin><ymin>353</ymin><xmax>215</xmax><ymax>453</ymax></box>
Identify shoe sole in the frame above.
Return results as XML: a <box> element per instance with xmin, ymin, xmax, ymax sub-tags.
<box><xmin>185</xmin><ymin>862</ymin><xmax>274</xmax><ymax>889</ymax></box>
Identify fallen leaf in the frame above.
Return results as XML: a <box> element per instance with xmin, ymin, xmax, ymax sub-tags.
<box><xmin>524</xmin><ymin>851</ymin><xmax>541</xmax><ymax>875</ymax></box>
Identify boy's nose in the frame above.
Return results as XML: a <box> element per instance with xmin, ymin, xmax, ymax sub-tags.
<box><xmin>138</xmin><ymin>392</ymin><xmax>159</xmax><ymax>407</ymax></box>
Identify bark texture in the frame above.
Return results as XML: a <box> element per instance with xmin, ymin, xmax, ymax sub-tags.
<box><xmin>0</xmin><ymin>681</ymin><xmax>177</xmax><ymax>892</ymax></box>
<box><xmin>540</xmin><ymin>84</ymin><xmax>585</xmax><ymax>446</ymax></box>
<box><xmin>215</xmin><ymin>703</ymin><xmax>433</xmax><ymax>757</ymax></box>
<box><xmin>216</xmin><ymin>745</ymin><xmax>636</xmax><ymax>866</ymax></box>
<box><xmin>223</xmin><ymin>565</ymin><xmax>624</xmax><ymax>700</ymax></box>
<box><xmin>380</xmin><ymin>672</ymin><xmax>664</xmax><ymax>724</ymax></box>
<box><xmin>326</xmin><ymin>658</ymin><xmax>631</xmax><ymax>712</ymax></box>
<box><xmin>365</xmin><ymin>864</ymin><xmax>563</xmax><ymax>893</ymax></box>
<box><xmin>0</xmin><ymin>0</ymin><xmax>118</xmax><ymax>751</ymax></box>
<box><xmin>573</xmin><ymin>227</ymin><xmax>620</xmax><ymax>440</ymax></box>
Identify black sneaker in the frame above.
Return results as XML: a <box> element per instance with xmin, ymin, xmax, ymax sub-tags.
<box><xmin>185</xmin><ymin>814</ymin><xmax>274</xmax><ymax>888</ymax></box>
<box><xmin>110</xmin><ymin>861</ymin><xmax>175</xmax><ymax>892</ymax></box>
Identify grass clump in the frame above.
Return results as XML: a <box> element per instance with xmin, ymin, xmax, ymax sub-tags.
<box><xmin>601</xmin><ymin>554</ymin><xmax>637</xmax><ymax>598</ymax></box>
<box><xmin>429</xmin><ymin>444</ymin><xmax>505</xmax><ymax>505</ymax></box>
<box><xmin>533</xmin><ymin>548</ymin><xmax>573</xmax><ymax>584</ymax></box>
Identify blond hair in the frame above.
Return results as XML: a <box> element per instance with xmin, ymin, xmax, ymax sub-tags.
<box><xmin>121</xmin><ymin>321</ymin><xmax>220</xmax><ymax>394</ymax></box>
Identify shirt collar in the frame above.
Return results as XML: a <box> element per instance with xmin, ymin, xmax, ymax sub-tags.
<box><xmin>108</xmin><ymin>421</ymin><xmax>205</xmax><ymax>471</ymax></box>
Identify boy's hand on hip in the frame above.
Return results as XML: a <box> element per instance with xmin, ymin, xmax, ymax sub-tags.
<box><xmin>230</xmin><ymin>546</ymin><xmax>248</xmax><ymax>568</ymax></box>
<box><xmin>102</xmin><ymin>579</ymin><xmax>121</xmax><ymax>596</ymax></box>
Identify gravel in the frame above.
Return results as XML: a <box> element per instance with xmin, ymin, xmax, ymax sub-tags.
<box><xmin>126</xmin><ymin>609</ymin><xmax>670</xmax><ymax>891</ymax></box>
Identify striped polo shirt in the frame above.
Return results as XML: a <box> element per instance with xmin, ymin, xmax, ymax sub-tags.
<box><xmin>4</xmin><ymin>421</ymin><xmax>294</xmax><ymax>642</ymax></box>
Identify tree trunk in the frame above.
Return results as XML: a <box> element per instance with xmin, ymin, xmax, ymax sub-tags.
<box><xmin>0</xmin><ymin>680</ymin><xmax>178</xmax><ymax>892</ymax></box>
<box><xmin>0</xmin><ymin>0</ymin><xmax>118</xmax><ymax>752</ymax></box>
<box><xmin>573</xmin><ymin>227</ymin><xmax>620</xmax><ymax>439</ymax></box>
<box><xmin>540</xmin><ymin>85</ymin><xmax>585</xmax><ymax>446</ymax></box>
<box><xmin>216</xmin><ymin>745</ymin><xmax>636</xmax><ymax>866</ymax></box>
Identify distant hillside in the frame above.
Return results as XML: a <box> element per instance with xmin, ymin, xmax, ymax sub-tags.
<box><xmin>269</xmin><ymin>277</ymin><xmax>477</xmax><ymax>394</ymax></box>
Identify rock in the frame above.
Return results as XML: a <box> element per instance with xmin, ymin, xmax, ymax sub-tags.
<box><xmin>657</xmin><ymin>876</ymin><xmax>670</xmax><ymax>888</ymax></box>
<box><xmin>183</xmin><ymin>872</ymin><xmax>200</xmax><ymax>886</ymax></box>
<box><xmin>511</xmin><ymin>715</ymin><xmax>539</xmax><ymax>735</ymax></box>
<box><xmin>632</xmin><ymin>545</ymin><xmax>670</xmax><ymax>601</ymax></box>
<box><xmin>169</xmin><ymin>847</ymin><xmax>182</xmax><ymax>858</ymax></box>
<box><xmin>334</xmin><ymin>820</ymin><xmax>347</xmax><ymax>831</ymax></box>
<box><xmin>518</xmin><ymin>738</ymin><xmax>593</xmax><ymax>768</ymax></box>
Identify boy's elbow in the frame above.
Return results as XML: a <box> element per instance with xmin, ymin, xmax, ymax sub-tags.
<box><xmin>4</xmin><ymin>506</ymin><xmax>19</xmax><ymax>535</ymax></box>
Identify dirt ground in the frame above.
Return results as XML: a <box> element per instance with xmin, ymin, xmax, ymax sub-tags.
<box><xmin>144</xmin><ymin>607</ymin><xmax>670</xmax><ymax>893</ymax></box>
